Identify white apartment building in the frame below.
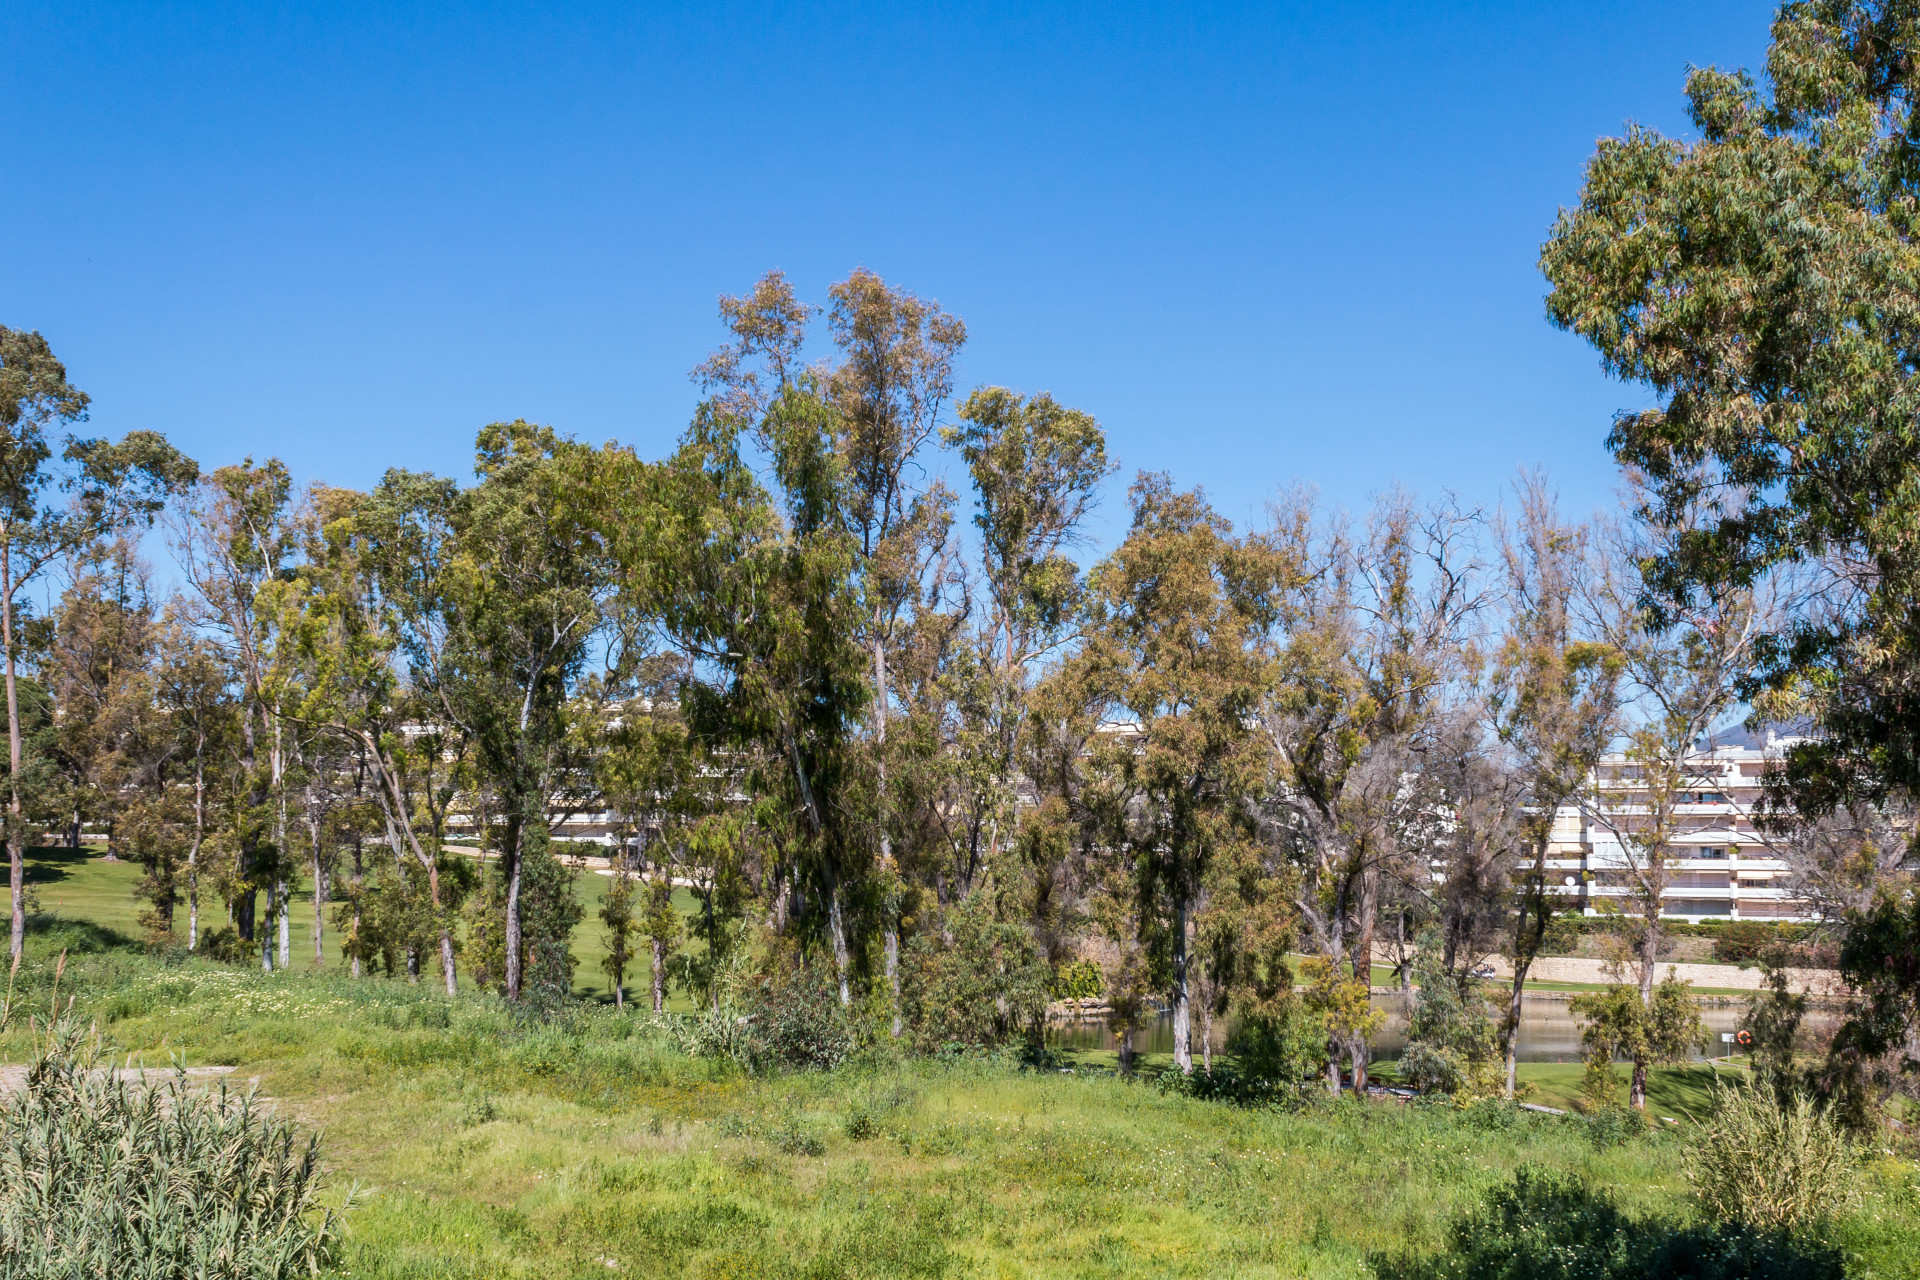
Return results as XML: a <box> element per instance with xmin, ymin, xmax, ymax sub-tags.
<box><xmin>1543</xmin><ymin>727</ymin><xmax>1814</xmax><ymax>923</ymax></box>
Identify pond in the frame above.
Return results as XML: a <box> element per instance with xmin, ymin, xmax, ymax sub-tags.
<box><xmin>1045</xmin><ymin>992</ymin><xmax>1805</xmax><ymax>1063</ymax></box>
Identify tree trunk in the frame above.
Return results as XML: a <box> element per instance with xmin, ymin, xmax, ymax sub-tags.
<box><xmin>1171</xmin><ymin>888</ymin><xmax>1192</xmax><ymax>1074</ymax></box>
<box><xmin>885</xmin><ymin>910</ymin><xmax>901</xmax><ymax>1038</ymax></box>
<box><xmin>272</xmin><ymin>718</ymin><xmax>288</xmax><ymax>970</ymax></box>
<box><xmin>3</xmin><ymin>541</ymin><xmax>21</xmax><ymax>961</ymax></box>
<box><xmin>1199</xmin><ymin>996</ymin><xmax>1213</xmax><ymax>1073</ymax></box>
<box><xmin>1639</xmin><ymin>903</ymin><xmax>1659</xmax><ymax>1005</ymax></box>
<box><xmin>504</xmin><ymin>810</ymin><xmax>524</xmax><ymax>1001</ymax></box>
<box><xmin>651</xmin><ymin>937</ymin><xmax>665</xmax><ymax>1013</ymax></box>
<box><xmin>188</xmin><ymin>749</ymin><xmax>204</xmax><ymax>951</ymax></box>
<box><xmin>350</xmin><ymin>835</ymin><xmax>363</xmax><ymax>978</ymax></box>
<box><xmin>236</xmin><ymin>887</ymin><xmax>256</xmax><ymax>943</ymax></box>
<box><xmin>826</xmin><ymin>882</ymin><xmax>852</xmax><ymax>1008</ymax></box>
<box><xmin>1347</xmin><ymin>872</ymin><xmax>1375</xmax><ymax>1094</ymax></box>
<box><xmin>1327</xmin><ymin>1045</ymin><xmax>1342</xmax><ymax>1096</ymax></box>
<box><xmin>874</xmin><ymin>631</ymin><xmax>902</xmax><ymax>1035</ymax></box>
<box><xmin>1630</xmin><ymin>1057</ymin><xmax>1648</xmax><ymax>1110</ymax></box>
<box><xmin>1118</xmin><ymin>1025</ymin><xmax>1135</xmax><ymax>1075</ymax></box>
<box><xmin>260</xmin><ymin>880</ymin><xmax>276</xmax><ymax>972</ymax></box>
<box><xmin>310</xmin><ymin>815</ymin><xmax>326</xmax><ymax>966</ymax></box>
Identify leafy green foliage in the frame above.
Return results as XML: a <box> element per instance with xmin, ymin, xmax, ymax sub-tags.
<box><xmin>1371</xmin><ymin>1166</ymin><xmax>1845</xmax><ymax>1280</ymax></box>
<box><xmin>900</xmin><ymin>895</ymin><xmax>1049</xmax><ymax>1053</ymax></box>
<box><xmin>1570</xmin><ymin>974</ymin><xmax>1708</xmax><ymax>1109</ymax></box>
<box><xmin>1400</xmin><ymin>936</ymin><xmax>1501</xmax><ymax>1098</ymax></box>
<box><xmin>0</xmin><ymin>1017</ymin><xmax>344</xmax><ymax>1278</ymax></box>
<box><xmin>742</xmin><ymin>962</ymin><xmax>853</xmax><ymax>1072</ymax></box>
<box><xmin>1686</xmin><ymin>1083</ymin><xmax>1856</xmax><ymax>1231</ymax></box>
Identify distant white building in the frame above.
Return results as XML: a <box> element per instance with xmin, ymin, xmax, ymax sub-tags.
<box><xmin>1545</xmin><ymin>726</ymin><xmax>1813</xmax><ymax>923</ymax></box>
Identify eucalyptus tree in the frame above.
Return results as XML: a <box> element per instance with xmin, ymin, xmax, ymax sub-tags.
<box><xmin>1061</xmin><ymin>474</ymin><xmax>1286</xmax><ymax>1074</ymax></box>
<box><xmin>1487</xmin><ymin>477</ymin><xmax>1621</xmax><ymax>1095</ymax></box>
<box><xmin>385</xmin><ymin>424</ymin><xmax>611</xmax><ymax>1002</ymax></box>
<box><xmin>820</xmin><ymin>271</ymin><xmax>965</xmax><ymax>1026</ymax></box>
<box><xmin>279</xmin><ymin>481</ymin><xmax>469</xmax><ymax>992</ymax></box>
<box><xmin>608</xmin><ymin>281</ymin><xmax>869</xmax><ymax>1005</ymax></box>
<box><xmin>1260</xmin><ymin>491</ymin><xmax>1484</xmax><ymax>1090</ymax></box>
<box><xmin>941</xmin><ymin>388</ymin><xmax>1114</xmax><ymax>900</ymax></box>
<box><xmin>0</xmin><ymin>327</ymin><xmax>194</xmax><ymax>956</ymax></box>
<box><xmin>173</xmin><ymin>460</ymin><xmax>302</xmax><ymax>970</ymax></box>
<box><xmin>1576</xmin><ymin>502</ymin><xmax>1763</xmax><ymax>1003</ymax></box>
<box><xmin>152</xmin><ymin>612</ymin><xmax>237</xmax><ymax>951</ymax></box>
<box><xmin>1541</xmin><ymin>0</ymin><xmax>1920</xmax><ymax>822</ymax></box>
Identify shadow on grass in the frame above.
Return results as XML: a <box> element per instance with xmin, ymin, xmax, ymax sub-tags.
<box><xmin>21</xmin><ymin>844</ymin><xmax>100</xmax><ymax>888</ymax></box>
<box><xmin>23</xmin><ymin>913</ymin><xmax>140</xmax><ymax>955</ymax></box>
<box><xmin>1371</xmin><ymin>1165</ymin><xmax>1844</xmax><ymax>1280</ymax></box>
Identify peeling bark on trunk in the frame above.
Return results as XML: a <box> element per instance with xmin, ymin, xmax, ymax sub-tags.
<box><xmin>1171</xmin><ymin>890</ymin><xmax>1192</xmax><ymax>1075</ymax></box>
<box><xmin>504</xmin><ymin>811</ymin><xmax>525</xmax><ymax>1002</ymax></box>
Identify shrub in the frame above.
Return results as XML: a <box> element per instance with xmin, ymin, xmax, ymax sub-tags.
<box><xmin>741</xmin><ymin>962</ymin><xmax>852</xmax><ymax>1071</ymax></box>
<box><xmin>1225</xmin><ymin>1003</ymin><xmax>1326</xmax><ymax>1091</ymax></box>
<box><xmin>1371</xmin><ymin>1165</ymin><xmax>1845</xmax><ymax>1280</ymax></box>
<box><xmin>901</xmin><ymin>896</ymin><xmax>1049</xmax><ymax>1052</ymax></box>
<box><xmin>0</xmin><ymin>1017</ymin><xmax>346</xmax><ymax>1278</ymax></box>
<box><xmin>1712</xmin><ymin>920</ymin><xmax>1776</xmax><ymax>967</ymax></box>
<box><xmin>1686</xmin><ymin>1083</ymin><xmax>1856</xmax><ymax>1230</ymax></box>
<box><xmin>1049</xmin><ymin>959</ymin><xmax>1103</xmax><ymax>1000</ymax></box>
<box><xmin>1399</xmin><ymin>933</ymin><xmax>1502</xmax><ymax>1098</ymax></box>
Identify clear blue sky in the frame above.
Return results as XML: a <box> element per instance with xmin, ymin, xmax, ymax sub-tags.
<box><xmin>5</xmin><ymin>1</ymin><xmax>1772</xmax><ymax>547</ymax></box>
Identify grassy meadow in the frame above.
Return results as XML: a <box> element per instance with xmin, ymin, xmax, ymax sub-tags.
<box><xmin>5</xmin><ymin>846</ymin><xmax>1919</xmax><ymax>1278</ymax></box>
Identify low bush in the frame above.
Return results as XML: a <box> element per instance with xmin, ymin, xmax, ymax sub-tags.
<box><xmin>900</xmin><ymin>895</ymin><xmax>1049</xmax><ymax>1052</ymax></box>
<box><xmin>0</xmin><ymin>1017</ymin><xmax>346</xmax><ymax>1279</ymax></box>
<box><xmin>742</xmin><ymin>962</ymin><xmax>852</xmax><ymax>1071</ymax></box>
<box><xmin>1371</xmin><ymin>1165</ymin><xmax>1845</xmax><ymax>1280</ymax></box>
<box><xmin>1685</xmin><ymin>1083</ymin><xmax>1856</xmax><ymax>1229</ymax></box>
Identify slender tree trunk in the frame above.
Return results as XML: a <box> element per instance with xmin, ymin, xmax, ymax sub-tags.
<box><xmin>885</xmin><ymin>910</ymin><xmax>901</xmax><ymax>1038</ymax></box>
<box><xmin>1199</xmin><ymin>993</ymin><xmax>1213</xmax><ymax>1073</ymax></box>
<box><xmin>188</xmin><ymin>747</ymin><xmax>204</xmax><ymax>951</ymax></box>
<box><xmin>1630</xmin><ymin>1057</ymin><xmax>1648</xmax><ymax>1110</ymax></box>
<box><xmin>1327</xmin><ymin>1045</ymin><xmax>1342</xmax><ymax>1096</ymax></box>
<box><xmin>1502</xmin><ymin>837</ymin><xmax>1554</xmax><ymax>1098</ymax></box>
<box><xmin>310</xmin><ymin>816</ymin><xmax>326</xmax><ymax>966</ymax></box>
<box><xmin>1639</xmin><ymin>897</ymin><xmax>1660</xmax><ymax>1005</ymax></box>
<box><xmin>261</xmin><ymin>879</ymin><xmax>276</xmax><ymax>972</ymax></box>
<box><xmin>504</xmin><ymin>809</ymin><xmax>524</xmax><ymax>1001</ymax></box>
<box><xmin>1347</xmin><ymin>869</ymin><xmax>1376</xmax><ymax>1094</ymax></box>
<box><xmin>826</xmin><ymin>882</ymin><xmax>852</xmax><ymax>1008</ymax></box>
<box><xmin>1171</xmin><ymin>888</ymin><xmax>1192</xmax><ymax>1074</ymax></box>
<box><xmin>651</xmin><ymin>937</ymin><xmax>665</xmax><ymax>1013</ymax></box>
<box><xmin>272</xmin><ymin>717</ymin><xmax>288</xmax><ymax>970</ymax></box>
<box><xmin>3</xmin><ymin>542</ymin><xmax>22</xmax><ymax>961</ymax></box>
<box><xmin>1118</xmin><ymin>1025</ymin><xmax>1135</xmax><ymax>1075</ymax></box>
<box><xmin>874</xmin><ymin>631</ymin><xmax>903</xmax><ymax>1035</ymax></box>
<box><xmin>350</xmin><ymin>835</ymin><xmax>363</xmax><ymax>979</ymax></box>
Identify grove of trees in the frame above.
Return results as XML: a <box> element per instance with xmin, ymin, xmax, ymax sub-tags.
<box><xmin>2</xmin><ymin>0</ymin><xmax>1919</xmax><ymax>1132</ymax></box>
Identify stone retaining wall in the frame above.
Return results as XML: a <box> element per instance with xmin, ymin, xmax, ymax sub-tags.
<box><xmin>1486</xmin><ymin>954</ymin><xmax>1846</xmax><ymax>996</ymax></box>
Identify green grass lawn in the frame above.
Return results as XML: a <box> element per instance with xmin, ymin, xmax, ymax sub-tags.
<box><xmin>6</xmin><ymin>847</ymin><xmax>1917</xmax><ymax>1278</ymax></box>
<box><xmin>1</xmin><ymin>932</ymin><xmax>1911</xmax><ymax>1280</ymax></box>
<box><xmin>16</xmin><ymin>844</ymin><xmax>711</xmax><ymax>1008</ymax></box>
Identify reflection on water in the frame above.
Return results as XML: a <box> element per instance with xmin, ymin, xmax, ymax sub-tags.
<box><xmin>1046</xmin><ymin>993</ymin><xmax>1810</xmax><ymax>1063</ymax></box>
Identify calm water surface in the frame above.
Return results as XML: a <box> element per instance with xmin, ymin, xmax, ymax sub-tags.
<box><xmin>1045</xmin><ymin>993</ymin><xmax>1824</xmax><ymax>1063</ymax></box>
